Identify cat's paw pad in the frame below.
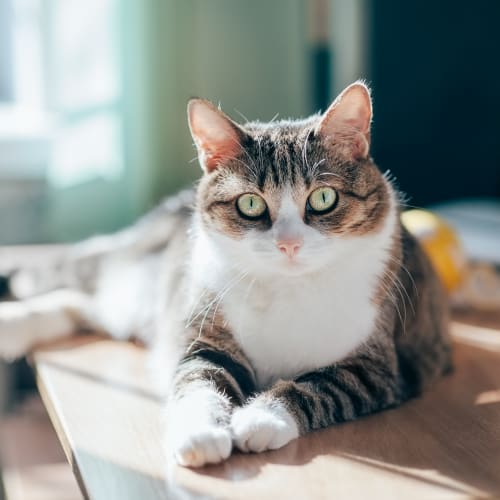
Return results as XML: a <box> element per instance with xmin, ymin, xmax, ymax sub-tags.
<box><xmin>0</xmin><ymin>302</ymin><xmax>32</xmax><ymax>360</ymax></box>
<box><xmin>170</xmin><ymin>425</ymin><xmax>232</xmax><ymax>468</ymax></box>
<box><xmin>231</xmin><ymin>403</ymin><xmax>299</xmax><ymax>453</ymax></box>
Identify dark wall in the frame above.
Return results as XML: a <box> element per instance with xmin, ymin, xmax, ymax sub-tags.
<box><xmin>369</xmin><ymin>1</ymin><xmax>500</xmax><ymax>206</ymax></box>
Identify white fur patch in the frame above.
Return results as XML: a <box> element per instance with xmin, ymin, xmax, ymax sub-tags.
<box><xmin>191</xmin><ymin>182</ymin><xmax>397</xmax><ymax>387</ymax></box>
<box><xmin>165</xmin><ymin>388</ymin><xmax>232</xmax><ymax>467</ymax></box>
<box><xmin>231</xmin><ymin>399</ymin><xmax>299</xmax><ymax>452</ymax></box>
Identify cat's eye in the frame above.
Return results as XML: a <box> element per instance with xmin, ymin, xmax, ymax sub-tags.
<box><xmin>236</xmin><ymin>193</ymin><xmax>267</xmax><ymax>218</ymax></box>
<box><xmin>308</xmin><ymin>187</ymin><xmax>337</xmax><ymax>213</ymax></box>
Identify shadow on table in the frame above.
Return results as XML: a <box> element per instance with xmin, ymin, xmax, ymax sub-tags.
<box><xmin>191</xmin><ymin>339</ymin><xmax>500</xmax><ymax>497</ymax></box>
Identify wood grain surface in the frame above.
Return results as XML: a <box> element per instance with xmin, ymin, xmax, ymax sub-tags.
<box><xmin>0</xmin><ymin>395</ymin><xmax>82</xmax><ymax>500</ymax></box>
<box><xmin>32</xmin><ymin>314</ymin><xmax>500</xmax><ymax>500</ymax></box>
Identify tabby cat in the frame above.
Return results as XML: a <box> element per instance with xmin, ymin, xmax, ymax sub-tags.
<box><xmin>0</xmin><ymin>82</ymin><xmax>452</xmax><ymax>467</ymax></box>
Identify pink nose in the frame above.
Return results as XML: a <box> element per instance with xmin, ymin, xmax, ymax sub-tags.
<box><xmin>277</xmin><ymin>240</ymin><xmax>302</xmax><ymax>259</ymax></box>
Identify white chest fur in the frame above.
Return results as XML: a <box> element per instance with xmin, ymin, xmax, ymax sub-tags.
<box><xmin>189</xmin><ymin>204</ymin><xmax>396</xmax><ymax>389</ymax></box>
<box><xmin>222</xmin><ymin>256</ymin><xmax>380</xmax><ymax>388</ymax></box>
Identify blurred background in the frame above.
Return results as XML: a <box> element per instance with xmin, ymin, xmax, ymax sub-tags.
<box><xmin>0</xmin><ymin>1</ymin><xmax>499</xmax><ymax>497</ymax></box>
<box><xmin>1</xmin><ymin>0</ymin><xmax>499</xmax><ymax>245</ymax></box>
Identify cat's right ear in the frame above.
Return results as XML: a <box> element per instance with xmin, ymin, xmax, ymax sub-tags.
<box><xmin>187</xmin><ymin>99</ymin><xmax>246</xmax><ymax>173</ymax></box>
<box><xmin>315</xmin><ymin>81</ymin><xmax>372</xmax><ymax>160</ymax></box>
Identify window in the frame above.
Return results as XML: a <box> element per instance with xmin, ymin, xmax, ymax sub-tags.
<box><xmin>0</xmin><ymin>0</ymin><xmax>50</xmax><ymax>178</ymax></box>
<box><xmin>0</xmin><ymin>0</ymin><xmax>123</xmax><ymax>185</ymax></box>
<box><xmin>0</xmin><ymin>0</ymin><xmax>14</xmax><ymax>103</ymax></box>
<box><xmin>47</xmin><ymin>0</ymin><xmax>124</xmax><ymax>187</ymax></box>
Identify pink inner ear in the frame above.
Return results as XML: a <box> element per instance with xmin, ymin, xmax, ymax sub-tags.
<box><xmin>316</xmin><ymin>83</ymin><xmax>372</xmax><ymax>159</ymax></box>
<box><xmin>188</xmin><ymin>100</ymin><xmax>243</xmax><ymax>172</ymax></box>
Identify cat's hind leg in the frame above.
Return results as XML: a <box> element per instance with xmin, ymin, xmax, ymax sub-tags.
<box><xmin>0</xmin><ymin>289</ymin><xmax>97</xmax><ymax>360</ymax></box>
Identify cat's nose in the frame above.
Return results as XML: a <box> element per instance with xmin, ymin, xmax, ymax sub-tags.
<box><xmin>277</xmin><ymin>239</ymin><xmax>303</xmax><ymax>259</ymax></box>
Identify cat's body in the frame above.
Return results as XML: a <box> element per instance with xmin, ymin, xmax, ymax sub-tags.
<box><xmin>0</xmin><ymin>82</ymin><xmax>452</xmax><ymax>468</ymax></box>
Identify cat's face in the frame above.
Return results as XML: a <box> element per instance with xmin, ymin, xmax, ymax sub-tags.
<box><xmin>189</xmin><ymin>82</ymin><xmax>395</xmax><ymax>277</ymax></box>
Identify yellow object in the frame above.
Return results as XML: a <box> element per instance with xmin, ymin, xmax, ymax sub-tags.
<box><xmin>401</xmin><ymin>209</ymin><xmax>467</xmax><ymax>292</ymax></box>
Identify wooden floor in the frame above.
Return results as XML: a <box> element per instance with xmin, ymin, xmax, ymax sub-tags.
<box><xmin>0</xmin><ymin>396</ymin><xmax>82</xmax><ymax>500</ymax></box>
<box><xmin>32</xmin><ymin>313</ymin><xmax>500</xmax><ymax>500</ymax></box>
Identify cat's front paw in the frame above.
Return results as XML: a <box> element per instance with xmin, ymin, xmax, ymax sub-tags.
<box><xmin>170</xmin><ymin>425</ymin><xmax>232</xmax><ymax>468</ymax></box>
<box><xmin>231</xmin><ymin>401</ymin><xmax>299</xmax><ymax>453</ymax></box>
<box><xmin>165</xmin><ymin>388</ymin><xmax>233</xmax><ymax>467</ymax></box>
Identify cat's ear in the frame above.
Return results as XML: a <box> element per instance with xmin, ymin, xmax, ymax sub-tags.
<box><xmin>315</xmin><ymin>81</ymin><xmax>372</xmax><ymax>160</ymax></box>
<box><xmin>187</xmin><ymin>98</ymin><xmax>246</xmax><ymax>173</ymax></box>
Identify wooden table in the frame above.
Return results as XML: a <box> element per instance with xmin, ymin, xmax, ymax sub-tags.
<box><xmin>32</xmin><ymin>312</ymin><xmax>500</xmax><ymax>500</ymax></box>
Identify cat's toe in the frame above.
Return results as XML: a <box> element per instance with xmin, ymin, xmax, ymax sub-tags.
<box><xmin>170</xmin><ymin>426</ymin><xmax>232</xmax><ymax>467</ymax></box>
<box><xmin>231</xmin><ymin>403</ymin><xmax>299</xmax><ymax>453</ymax></box>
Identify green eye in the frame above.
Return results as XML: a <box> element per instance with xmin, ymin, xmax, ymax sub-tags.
<box><xmin>308</xmin><ymin>187</ymin><xmax>337</xmax><ymax>213</ymax></box>
<box><xmin>236</xmin><ymin>193</ymin><xmax>267</xmax><ymax>218</ymax></box>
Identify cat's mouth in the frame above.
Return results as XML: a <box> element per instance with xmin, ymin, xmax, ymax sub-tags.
<box><xmin>274</xmin><ymin>255</ymin><xmax>313</xmax><ymax>276</ymax></box>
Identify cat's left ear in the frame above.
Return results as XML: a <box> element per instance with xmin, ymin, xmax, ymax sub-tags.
<box><xmin>315</xmin><ymin>81</ymin><xmax>372</xmax><ymax>160</ymax></box>
<box><xmin>187</xmin><ymin>98</ymin><xmax>247</xmax><ymax>173</ymax></box>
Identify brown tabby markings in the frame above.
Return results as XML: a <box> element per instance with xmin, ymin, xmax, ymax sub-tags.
<box><xmin>197</xmin><ymin>120</ymin><xmax>390</xmax><ymax>240</ymax></box>
<box><xmin>178</xmin><ymin>99</ymin><xmax>452</xmax><ymax>440</ymax></box>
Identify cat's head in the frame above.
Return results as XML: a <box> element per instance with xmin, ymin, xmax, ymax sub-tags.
<box><xmin>188</xmin><ymin>82</ymin><xmax>397</xmax><ymax>277</ymax></box>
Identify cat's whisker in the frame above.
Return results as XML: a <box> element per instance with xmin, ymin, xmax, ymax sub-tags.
<box><xmin>233</xmin><ymin>108</ymin><xmax>250</xmax><ymax>123</ymax></box>
<box><xmin>384</xmin><ymin>266</ymin><xmax>416</xmax><ymax>316</ymax></box>
<box><xmin>379</xmin><ymin>271</ymin><xmax>406</xmax><ymax>333</ymax></box>
<box><xmin>310</xmin><ymin>158</ymin><xmax>326</xmax><ymax>177</ymax></box>
<box><xmin>216</xmin><ymin>154</ymin><xmax>259</xmax><ymax>179</ymax></box>
<box><xmin>186</xmin><ymin>282</ymin><xmax>233</xmax><ymax>330</ymax></box>
<box><xmin>186</xmin><ymin>298</ymin><xmax>202</xmax><ymax>327</ymax></box>
<box><xmin>400</xmin><ymin>202</ymin><xmax>425</xmax><ymax>211</ymax></box>
<box><xmin>186</xmin><ymin>270</ymin><xmax>248</xmax><ymax>331</ymax></box>
<box><xmin>385</xmin><ymin>254</ymin><xmax>419</xmax><ymax>301</ymax></box>
<box><xmin>186</xmin><ymin>287</ymin><xmax>211</xmax><ymax>327</ymax></box>
<box><xmin>257</xmin><ymin>137</ymin><xmax>265</xmax><ymax>181</ymax></box>
<box><xmin>206</xmin><ymin>271</ymin><xmax>249</xmax><ymax>336</ymax></box>
<box><xmin>316</xmin><ymin>180</ymin><xmax>334</xmax><ymax>188</ymax></box>
<box><xmin>185</xmin><ymin>272</ymin><xmax>249</xmax><ymax>355</ymax></box>
<box><xmin>222</xmin><ymin>134</ymin><xmax>260</xmax><ymax>174</ymax></box>
<box><xmin>316</xmin><ymin>171</ymin><xmax>342</xmax><ymax>179</ymax></box>
<box><xmin>243</xmin><ymin>277</ymin><xmax>257</xmax><ymax>302</ymax></box>
<box><xmin>386</xmin><ymin>269</ymin><xmax>408</xmax><ymax>323</ymax></box>
<box><xmin>269</xmin><ymin>112</ymin><xmax>280</xmax><ymax>123</ymax></box>
<box><xmin>208</xmin><ymin>271</ymin><xmax>249</xmax><ymax>331</ymax></box>
<box><xmin>301</xmin><ymin>127</ymin><xmax>313</xmax><ymax>173</ymax></box>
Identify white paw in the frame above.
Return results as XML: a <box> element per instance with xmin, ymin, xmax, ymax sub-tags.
<box><xmin>165</xmin><ymin>388</ymin><xmax>233</xmax><ymax>467</ymax></box>
<box><xmin>231</xmin><ymin>401</ymin><xmax>299</xmax><ymax>453</ymax></box>
<box><xmin>0</xmin><ymin>302</ymin><xmax>33</xmax><ymax>360</ymax></box>
<box><xmin>170</xmin><ymin>425</ymin><xmax>232</xmax><ymax>468</ymax></box>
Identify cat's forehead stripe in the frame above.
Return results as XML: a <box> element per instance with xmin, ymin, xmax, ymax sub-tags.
<box><xmin>250</xmin><ymin>130</ymin><xmax>310</xmax><ymax>189</ymax></box>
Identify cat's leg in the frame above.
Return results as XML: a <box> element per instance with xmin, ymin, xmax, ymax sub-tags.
<box><xmin>231</xmin><ymin>339</ymin><xmax>402</xmax><ymax>453</ymax></box>
<box><xmin>166</xmin><ymin>339</ymin><xmax>256</xmax><ymax>467</ymax></box>
<box><xmin>0</xmin><ymin>289</ymin><xmax>96</xmax><ymax>360</ymax></box>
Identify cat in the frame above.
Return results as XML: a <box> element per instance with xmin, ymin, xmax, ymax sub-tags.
<box><xmin>0</xmin><ymin>81</ymin><xmax>452</xmax><ymax>467</ymax></box>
